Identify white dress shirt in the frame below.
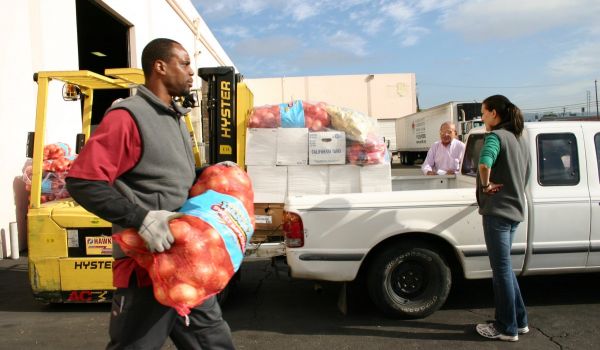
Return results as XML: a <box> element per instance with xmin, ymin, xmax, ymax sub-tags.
<box><xmin>421</xmin><ymin>138</ymin><xmax>466</xmax><ymax>175</ymax></box>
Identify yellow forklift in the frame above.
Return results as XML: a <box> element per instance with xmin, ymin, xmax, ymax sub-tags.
<box><xmin>27</xmin><ymin>68</ymin><xmax>253</xmax><ymax>303</ymax></box>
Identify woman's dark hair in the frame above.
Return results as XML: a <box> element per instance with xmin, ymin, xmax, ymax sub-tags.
<box><xmin>141</xmin><ymin>38</ymin><xmax>180</xmax><ymax>77</ymax></box>
<box><xmin>483</xmin><ymin>94</ymin><xmax>524</xmax><ymax>137</ymax></box>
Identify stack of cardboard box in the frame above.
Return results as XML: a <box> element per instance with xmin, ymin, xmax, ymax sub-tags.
<box><xmin>246</xmin><ymin>127</ymin><xmax>391</xmax><ymax>236</ymax></box>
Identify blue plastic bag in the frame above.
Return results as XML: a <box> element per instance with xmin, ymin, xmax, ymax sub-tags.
<box><xmin>280</xmin><ymin>100</ymin><xmax>305</xmax><ymax>128</ymax></box>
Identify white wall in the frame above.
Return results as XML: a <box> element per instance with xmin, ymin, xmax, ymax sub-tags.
<box><xmin>0</xmin><ymin>0</ymin><xmax>234</xmax><ymax>253</ymax></box>
<box><xmin>246</xmin><ymin>73</ymin><xmax>416</xmax><ymax>152</ymax></box>
<box><xmin>246</xmin><ymin>73</ymin><xmax>417</xmax><ymax>120</ymax></box>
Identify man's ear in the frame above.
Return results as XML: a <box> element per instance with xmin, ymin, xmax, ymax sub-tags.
<box><xmin>154</xmin><ymin>60</ymin><xmax>167</xmax><ymax>76</ymax></box>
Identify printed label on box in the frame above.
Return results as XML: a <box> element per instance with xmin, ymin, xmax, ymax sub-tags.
<box><xmin>308</xmin><ymin>131</ymin><xmax>346</xmax><ymax>165</ymax></box>
<box><xmin>255</xmin><ymin>215</ymin><xmax>273</xmax><ymax>224</ymax></box>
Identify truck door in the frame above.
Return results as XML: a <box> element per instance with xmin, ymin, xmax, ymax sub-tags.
<box><xmin>586</xmin><ymin>124</ymin><xmax>600</xmax><ymax>267</ymax></box>
<box><xmin>527</xmin><ymin>126</ymin><xmax>590</xmax><ymax>270</ymax></box>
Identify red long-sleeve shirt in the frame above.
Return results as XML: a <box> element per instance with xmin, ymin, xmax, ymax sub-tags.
<box><xmin>67</xmin><ymin>109</ymin><xmax>152</xmax><ymax>288</ymax></box>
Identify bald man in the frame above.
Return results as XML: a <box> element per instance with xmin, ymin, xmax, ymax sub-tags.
<box><xmin>421</xmin><ymin>122</ymin><xmax>466</xmax><ymax>175</ymax></box>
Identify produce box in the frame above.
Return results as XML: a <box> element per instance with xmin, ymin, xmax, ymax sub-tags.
<box><xmin>247</xmin><ymin>165</ymin><xmax>287</xmax><ymax>203</ymax></box>
<box><xmin>328</xmin><ymin>164</ymin><xmax>360</xmax><ymax>193</ymax></box>
<box><xmin>254</xmin><ymin>203</ymin><xmax>284</xmax><ymax>231</ymax></box>
<box><xmin>288</xmin><ymin>165</ymin><xmax>328</xmax><ymax>195</ymax></box>
<box><xmin>276</xmin><ymin>128</ymin><xmax>308</xmax><ymax>165</ymax></box>
<box><xmin>245</xmin><ymin>128</ymin><xmax>277</xmax><ymax>165</ymax></box>
<box><xmin>359</xmin><ymin>163</ymin><xmax>392</xmax><ymax>192</ymax></box>
<box><xmin>308</xmin><ymin>131</ymin><xmax>346</xmax><ymax>165</ymax></box>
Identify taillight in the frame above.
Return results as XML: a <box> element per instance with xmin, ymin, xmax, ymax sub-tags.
<box><xmin>283</xmin><ymin>211</ymin><xmax>304</xmax><ymax>248</ymax></box>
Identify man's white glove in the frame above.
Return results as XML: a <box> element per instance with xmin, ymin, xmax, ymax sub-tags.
<box><xmin>139</xmin><ymin>210</ymin><xmax>182</xmax><ymax>253</ymax></box>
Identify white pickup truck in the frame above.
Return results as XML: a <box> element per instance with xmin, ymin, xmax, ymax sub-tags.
<box><xmin>282</xmin><ymin>121</ymin><xmax>600</xmax><ymax>318</ymax></box>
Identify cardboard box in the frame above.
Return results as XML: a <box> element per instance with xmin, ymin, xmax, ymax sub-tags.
<box><xmin>245</xmin><ymin>128</ymin><xmax>277</xmax><ymax>165</ymax></box>
<box><xmin>276</xmin><ymin>128</ymin><xmax>308</xmax><ymax>165</ymax></box>
<box><xmin>247</xmin><ymin>165</ymin><xmax>287</xmax><ymax>203</ymax></box>
<box><xmin>254</xmin><ymin>203</ymin><xmax>284</xmax><ymax>231</ymax></box>
<box><xmin>360</xmin><ymin>163</ymin><xmax>392</xmax><ymax>193</ymax></box>
<box><xmin>308</xmin><ymin>131</ymin><xmax>346</xmax><ymax>165</ymax></box>
<box><xmin>288</xmin><ymin>165</ymin><xmax>329</xmax><ymax>195</ymax></box>
<box><xmin>328</xmin><ymin>165</ymin><xmax>360</xmax><ymax>194</ymax></box>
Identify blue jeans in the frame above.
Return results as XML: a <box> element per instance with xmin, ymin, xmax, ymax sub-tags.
<box><xmin>482</xmin><ymin>215</ymin><xmax>528</xmax><ymax>336</ymax></box>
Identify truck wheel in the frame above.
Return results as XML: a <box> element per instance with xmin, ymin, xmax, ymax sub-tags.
<box><xmin>367</xmin><ymin>244</ymin><xmax>451</xmax><ymax>318</ymax></box>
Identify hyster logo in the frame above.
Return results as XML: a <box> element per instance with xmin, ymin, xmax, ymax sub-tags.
<box><xmin>73</xmin><ymin>261</ymin><xmax>112</xmax><ymax>270</ymax></box>
<box><xmin>220</xmin><ymin>81</ymin><xmax>232</xmax><ymax>139</ymax></box>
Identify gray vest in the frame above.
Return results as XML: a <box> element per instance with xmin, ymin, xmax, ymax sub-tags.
<box><xmin>476</xmin><ymin>129</ymin><xmax>530</xmax><ymax>222</ymax></box>
<box><xmin>108</xmin><ymin>86</ymin><xmax>196</xmax><ymax>257</ymax></box>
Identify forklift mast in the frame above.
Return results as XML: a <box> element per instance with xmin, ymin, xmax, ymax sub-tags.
<box><xmin>198</xmin><ymin>66</ymin><xmax>253</xmax><ymax>165</ymax></box>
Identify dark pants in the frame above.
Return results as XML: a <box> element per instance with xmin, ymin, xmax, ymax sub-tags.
<box><xmin>106</xmin><ymin>287</ymin><xmax>235</xmax><ymax>350</ymax></box>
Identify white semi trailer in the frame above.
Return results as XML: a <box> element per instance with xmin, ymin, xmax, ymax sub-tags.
<box><xmin>394</xmin><ymin>101</ymin><xmax>483</xmax><ymax>165</ymax></box>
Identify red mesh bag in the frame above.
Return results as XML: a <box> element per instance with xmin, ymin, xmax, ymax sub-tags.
<box><xmin>248</xmin><ymin>105</ymin><xmax>281</xmax><ymax>128</ymax></box>
<box><xmin>347</xmin><ymin>135</ymin><xmax>388</xmax><ymax>165</ymax></box>
<box><xmin>113</xmin><ymin>164</ymin><xmax>254</xmax><ymax>317</ymax></box>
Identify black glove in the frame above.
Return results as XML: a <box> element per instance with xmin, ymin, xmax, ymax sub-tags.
<box><xmin>138</xmin><ymin>210</ymin><xmax>182</xmax><ymax>252</ymax></box>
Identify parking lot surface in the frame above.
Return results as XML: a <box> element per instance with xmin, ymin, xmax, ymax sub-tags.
<box><xmin>1</xmin><ymin>256</ymin><xmax>599</xmax><ymax>349</ymax></box>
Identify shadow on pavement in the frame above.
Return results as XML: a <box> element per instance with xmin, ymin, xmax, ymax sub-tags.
<box><xmin>221</xmin><ymin>259</ymin><xmax>600</xmax><ymax>342</ymax></box>
<box><xmin>0</xmin><ymin>256</ymin><xmax>110</xmax><ymax>313</ymax></box>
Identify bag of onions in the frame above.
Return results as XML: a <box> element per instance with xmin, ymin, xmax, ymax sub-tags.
<box><xmin>113</xmin><ymin>163</ymin><xmax>255</xmax><ymax>318</ymax></box>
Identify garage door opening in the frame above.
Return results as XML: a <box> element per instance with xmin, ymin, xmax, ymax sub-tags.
<box><xmin>76</xmin><ymin>0</ymin><xmax>132</xmax><ymax>125</ymax></box>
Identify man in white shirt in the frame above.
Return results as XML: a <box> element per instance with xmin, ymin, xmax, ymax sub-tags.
<box><xmin>421</xmin><ymin>122</ymin><xmax>466</xmax><ymax>175</ymax></box>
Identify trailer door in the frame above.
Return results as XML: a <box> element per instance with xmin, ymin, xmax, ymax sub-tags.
<box><xmin>377</xmin><ymin>119</ymin><xmax>397</xmax><ymax>150</ymax></box>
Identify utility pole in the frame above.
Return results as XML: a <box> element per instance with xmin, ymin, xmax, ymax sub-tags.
<box><xmin>594</xmin><ymin>80</ymin><xmax>600</xmax><ymax>118</ymax></box>
<box><xmin>365</xmin><ymin>74</ymin><xmax>374</xmax><ymax>117</ymax></box>
<box><xmin>587</xmin><ymin>90</ymin><xmax>591</xmax><ymax>116</ymax></box>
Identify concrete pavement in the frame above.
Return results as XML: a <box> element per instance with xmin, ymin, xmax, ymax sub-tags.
<box><xmin>1</xmin><ymin>256</ymin><xmax>599</xmax><ymax>349</ymax></box>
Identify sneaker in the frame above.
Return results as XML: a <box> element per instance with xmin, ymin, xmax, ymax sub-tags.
<box><xmin>518</xmin><ymin>326</ymin><xmax>529</xmax><ymax>334</ymax></box>
<box><xmin>476</xmin><ymin>323</ymin><xmax>518</xmax><ymax>342</ymax></box>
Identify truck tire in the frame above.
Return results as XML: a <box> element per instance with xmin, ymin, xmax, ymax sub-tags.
<box><xmin>367</xmin><ymin>244</ymin><xmax>451</xmax><ymax>318</ymax></box>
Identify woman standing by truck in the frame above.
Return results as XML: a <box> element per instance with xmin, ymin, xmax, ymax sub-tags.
<box><xmin>475</xmin><ymin>95</ymin><xmax>530</xmax><ymax>342</ymax></box>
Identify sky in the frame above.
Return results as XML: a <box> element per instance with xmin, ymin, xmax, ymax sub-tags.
<box><xmin>192</xmin><ymin>0</ymin><xmax>600</xmax><ymax>117</ymax></box>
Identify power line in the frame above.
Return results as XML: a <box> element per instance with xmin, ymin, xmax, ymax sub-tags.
<box><xmin>520</xmin><ymin>101</ymin><xmax>588</xmax><ymax>111</ymax></box>
<box><xmin>418</xmin><ymin>82</ymin><xmax>566</xmax><ymax>89</ymax></box>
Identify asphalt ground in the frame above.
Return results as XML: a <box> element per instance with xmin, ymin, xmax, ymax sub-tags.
<box><xmin>1</xmin><ymin>164</ymin><xmax>595</xmax><ymax>349</ymax></box>
<box><xmin>1</xmin><ymin>256</ymin><xmax>599</xmax><ymax>350</ymax></box>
